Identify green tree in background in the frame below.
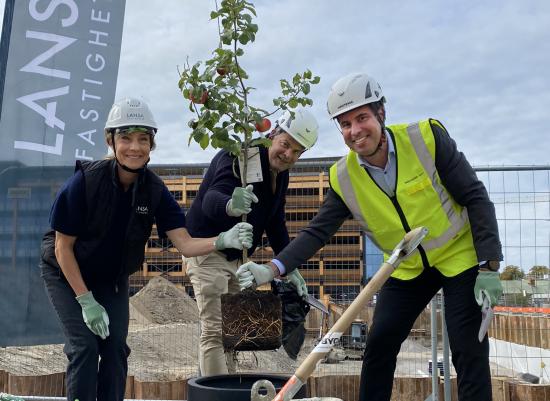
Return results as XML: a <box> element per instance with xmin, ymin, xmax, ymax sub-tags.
<box><xmin>528</xmin><ymin>265</ymin><xmax>549</xmax><ymax>278</ymax></box>
<box><xmin>500</xmin><ymin>265</ymin><xmax>525</xmax><ymax>280</ymax></box>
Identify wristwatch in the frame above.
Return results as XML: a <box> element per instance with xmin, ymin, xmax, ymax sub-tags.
<box><xmin>479</xmin><ymin>260</ymin><xmax>500</xmax><ymax>272</ymax></box>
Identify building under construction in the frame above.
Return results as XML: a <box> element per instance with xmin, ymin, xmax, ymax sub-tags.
<box><xmin>140</xmin><ymin>157</ymin><xmax>372</xmax><ymax>300</ymax></box>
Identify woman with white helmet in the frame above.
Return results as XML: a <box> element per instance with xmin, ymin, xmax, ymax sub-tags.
<box><xmin>237</xmin><ymin>73</ymin><xmax>503</xmax><ymax>401</ymax></box>
<box><xmin>39</xmin><ymin>98</ymin><xmax>253</xmax><ymax>401</ymax></box>
<box><xmin>185</xmin><ymin>107</ymin><xmax>319</xmax><ymax>376</ymax></box>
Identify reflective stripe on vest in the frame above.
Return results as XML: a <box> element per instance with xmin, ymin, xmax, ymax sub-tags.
<box><xmin>406</xmin><ymin>122</ymin><xmax>469</xmax><ymax>251</ymax></box>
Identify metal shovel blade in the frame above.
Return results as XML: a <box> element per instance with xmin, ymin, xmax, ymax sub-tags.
<box><xmin>388</xmin><ymin>227</ymin><xmax>429</xmax><ymax>266</ymax></box>
<box><xmin>478</xmin><ymin>295</ymin><xmax>494</xmax><ymax>342</ymax></box>
<box><xmin>305</xmin><ymin>294</ymin><xmax>329</xmax><ymax>315</ymax></box>
<box><xmin>401</xmin><ymin>227</ymin><xmax>429</xmax><ymax>257</ymax></box>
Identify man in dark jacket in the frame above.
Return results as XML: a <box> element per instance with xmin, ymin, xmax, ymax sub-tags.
<box><xmin>237</xmin><ymin>73</ymin><xmax>503</xmax><ymax>401</ymax></box>
<box><xmin>185</xmin><ymin>108</ymin><xmax>319</xmax><ymax>375</ymax></box>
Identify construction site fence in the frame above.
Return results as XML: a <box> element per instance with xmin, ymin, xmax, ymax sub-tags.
<box><xmin>0</xmin><ymin>164</ymin><xmax>549</xmax><ymax>401</ymax></box>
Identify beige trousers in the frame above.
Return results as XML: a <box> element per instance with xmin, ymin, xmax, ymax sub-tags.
<box><xmin>187</xmin><ymin>251</ymin><xmax>241</xmax><ymax>376</ymax></box>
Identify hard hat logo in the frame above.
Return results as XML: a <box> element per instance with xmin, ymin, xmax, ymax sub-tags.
<box><xmin>105</xmin><ymin>97</ymin><xmax>158</xmax><ymax>131</ymax></box>
<box><xmin>126</xmin><ymin>112</ymin><xmax>145</xmax><ymax>120</ymax></box>
<box><xmin>364</xmin><ymin>81</ymin><xmax>372</xmax><ymax>99</ymax></box>
<box><xmin>127</xmin><ymin>98</ymin><xmax>141</xmax><ymax>107</ymax></box>
<box><xmin>274</xmin><ymin>108</ymin><xmax>319</xmax><ymax>150</ymax></box>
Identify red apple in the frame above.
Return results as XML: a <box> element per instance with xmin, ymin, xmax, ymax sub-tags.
<box><xmin>216</xmin><ymin>66</ymin><xmax>228</xmax><ymax>76</ymax></box>
<box><xmin>255</xmin><ymin>118</ymin><xmax>271</xmax><ymax>132</ymax></box>
<box><xmin>189</xmin><ymin>90</ymin><xmax>208</xmax><ymax>104</ymax></box>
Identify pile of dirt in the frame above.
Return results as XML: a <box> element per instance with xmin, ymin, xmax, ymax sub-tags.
<box><xmin>127</xmin><ymin>322</ymin><xmax>200</xmax><ymax>380</ymax></box>
<box><xmin>130</xmin><ymin>275</ymin><xmax>199</xmax><ymax>324</ymax></box>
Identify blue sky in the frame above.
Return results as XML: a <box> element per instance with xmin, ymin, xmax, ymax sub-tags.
<box><xmin>2</xmin><ymin>0</ymin><xmax>549</xmax><ymax>166</ymax></box>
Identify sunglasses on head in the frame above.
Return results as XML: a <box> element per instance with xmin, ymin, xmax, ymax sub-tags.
<box><xmin>115</xmin><ymin>126</ymin><xmax>156</xmax><ymax>136</ymax></box>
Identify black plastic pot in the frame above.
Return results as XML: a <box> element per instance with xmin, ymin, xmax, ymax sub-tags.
<box><xmin>187</xmin><ymin>373</ymin><xmax>307</xmax><ymax>401</ymax></box>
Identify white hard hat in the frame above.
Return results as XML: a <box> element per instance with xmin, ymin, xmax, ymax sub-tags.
<box><xmin>105</xmin><ymin>97</ymin><xmax>158</xmax><ymax>131</ymax></box>
<box><xmin>327</xmin><ymin>73</ymin><xmax>385</xmax><ymax>119</ymax></box>
<box><xmin>276</xmin><ymin>108</ymin><xmax>319</xmax><ymax>150</ymax></box>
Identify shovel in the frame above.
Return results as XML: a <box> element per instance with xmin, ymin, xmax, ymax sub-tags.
<box><xmin>267</xmin><ymin>227</ymin><xmax>429</xmax><ymax>401</ymax></box>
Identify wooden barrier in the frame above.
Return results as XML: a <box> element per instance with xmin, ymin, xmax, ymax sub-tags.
<box><xmin>389</xmin><ymin>377</ymin><xmax>435</xmax><ymax>401</ymax></box>
<box><xmin>1</xmin><ymin>372</ymin><xmax>549</xmax><ymax>400</ymax></box>
<box><xmin>308</xmin><ymin>374</ymin><xmax>360</xmax><ymax>401</ymax></box>
<box><xmin>7</xmin><ymin>372</ymin><xmax>64</xmax><ymax>396</ymax></box>
<box><xmin>489</xmin><ymin>313</ymin><xmax>550</xmax><ymax>349</ymax></box>
<box><xmin>509</xmin><ymin>381</ymin><xmax>550</xmax><ymax>401</ymax></box>
<box><xmin>491</xmin><ymin>377</ymin><xmax>511</xmax><ymax>401</ymax></box>
<box><xmin>133</xmin><ymin>379</ymin><xmax>187</xmax><ymax>400</ymax></box>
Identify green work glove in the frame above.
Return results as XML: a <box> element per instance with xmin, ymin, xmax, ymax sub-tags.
<box><xmin>76</xmin><ymin>291</ymin><xmax>110</xmax><ymax>339</ymax></box>
<box><xmin>0</xmin><ymin>393</ymin><xmax>25</xmax><ymax>401</ymax></box>
<box><xmin>474</xmin><ymin>271</ymin><xmax>503</xmax><ymax>307</ymax></box>
<box><xmin>286</xmin><ymin>269</ymin><xmax>308</xmax><ymax>297</ymax></box>
<box><xmin>226</xmin><ymin>185</ymin><xmax>259</xmax><ymax>217</ymax></box>
<box><xmin>215</xmin><ymin>222</ymin><xmax>253</xmax><ymax>250</ymax></box>
<box><xmin>236</xmin><ymin>262</ymin><xmax>275</xmax><ymax>290</ymax></box>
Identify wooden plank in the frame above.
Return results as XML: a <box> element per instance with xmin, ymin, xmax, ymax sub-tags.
<box><xmin>512</xmin><ymin>315</ymin><xmax>520</xmax><ymax>344</ymax></box>
<box><xmin>503</xmin><ymin>314</ymin><xmax>511</xmax><ymax>343</ymax></box>
<box><xmin>524</xmin><ymin>315</ymin><xmax>530</xmax><ymax>346</ymax></box>
<box><xmin>390</xmin><ymin>377</ymin><xmax>434</xmax><ymax>401</ymax></box>
<box><xmin>125</xmin><ymin>375</ymin><xmax>135</xmax><ymax>399</ymax></box>
<box><xmin>0</xmin><ymin>370</ymin><xmax>8</xmax><ymax>392</ymax></box>
<box><xmin>7</xmin><ymin>372</ymin><xmax>65</xmax><ymax>396</ymax></box>
<box><xmin>508</xmin><ymin>314</ymin><xmax>515</xmax><ymax>344</ymax></box>
<box><xmin>304</xmin><ymin>376</ymin><xmax>314</xmax><ymax>398</ymax></box>
<box><xmin>487</xmin><ymin>315</ymin><xmax>498</xmax><ymax>338</ymax></box>
<box><xmin>310</xmin><ymin>374</ymin><xmax>360</xmax><ymax>401</ymax></box>
<box><xmin>540</xmin><ymin>317</ymin><xmax>550</xmax><ymax>349</ymax></box>
<box><xmin>449</xmin><ymin>377</ymin><xmax>458</xmax><ymax>401</ymax></box>
<box><xmin>491</xmin><ymin>376</ymin><xmax>511</xmax><ymax>401</ymax></box>
<box><xmin>528</xmin><ymin>316</ymin><xmax>538</xmax><ymax>347</ymax></box>
<box><xmin>498</xmin><ymin>314</ymin><xmax>506</xmax><ymax>341</ymax></box>
<box><xmin>491</xmin><ymin>314</ymin><xmax>500</xmax><ymax>340</ymax></box>
<box><xmin>134</xmin><ymin>379</ymin><xmax>186</xmax><ymax>400</ymax></box>
<box><xmin>509</xmin><ymin>382</ymin><xmax>550</xmax><ymax>401</ymax></box>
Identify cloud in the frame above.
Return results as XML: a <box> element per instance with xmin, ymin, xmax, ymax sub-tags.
<box><xmin>1</xmin><ymin>0</ymin><xmax>549</xmax><ymax>165</ymax></box>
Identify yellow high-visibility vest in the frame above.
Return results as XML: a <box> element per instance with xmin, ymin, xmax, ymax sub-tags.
<box><xmin>330</xmin><ymin>119</ymin><xmax>478</xmax><ymax>280</ymax></box>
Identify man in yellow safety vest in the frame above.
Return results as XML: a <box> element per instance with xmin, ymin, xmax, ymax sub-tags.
<box><xmin>236</xmin><ymin>73</ymin><xmax>503</xmax><ymax>401</ymax></box>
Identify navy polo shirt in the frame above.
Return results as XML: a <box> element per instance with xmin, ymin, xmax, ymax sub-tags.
<box><xmin>50</xmin><ymin>169</ymin><xmax>186</xmax><ymax>282</ymax></box>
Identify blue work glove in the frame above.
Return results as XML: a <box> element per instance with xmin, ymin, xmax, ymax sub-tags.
<box><xmin>215</xmin><ymin>222</ymin><xmax>253</xmax><ymax>250</ymax></box>
<box><xmin>474</xmin><ymin>271</ymin><xmax>503</xmax><ymax>307</ymax></box>
<box><xmin>236</xmin><ymin>262</ymin><xmax>275</xmax><ymax>290</ymax></box>
<box><xmin>286</xmin><ymin>269</ymin><xmax>308</xmax><ymax>297</ymax></box>
<box><xmin>76</xmin><ymin>291</ymin><xmax>110</xmax><ymax>339</ymax></box>
<box><xmin>226</xmin><ymin>185</ymin><xmax>259</xmax><ymax>217</ymax></box>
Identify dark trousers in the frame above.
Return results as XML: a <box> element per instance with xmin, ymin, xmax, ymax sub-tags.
<box><xmin>41</xmin><ymin>266</ymin><xmax>130</xmax><ymax>401</ymax></box>
<box><xmin>359</xmin><ymin>266</ymin><xmax>491</xmax><ymax>401</ymax></box>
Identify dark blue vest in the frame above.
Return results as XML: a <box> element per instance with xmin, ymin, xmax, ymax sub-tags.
<box><xmin>41</xmin><ymin>160</ymin><xmax>163</xmax><ymax>285</ymax></box>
